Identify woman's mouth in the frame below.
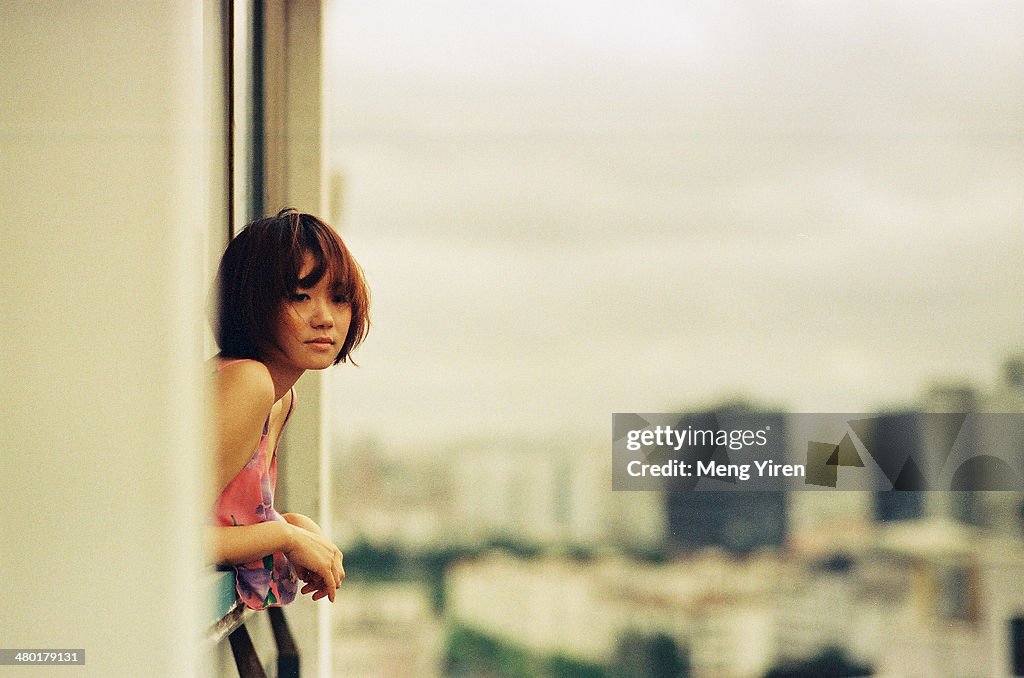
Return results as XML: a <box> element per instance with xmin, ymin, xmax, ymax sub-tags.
<box><xmin>306</xmin><ymin>338</ymin><xmax>336</xmax><ymax>351</ymax></box>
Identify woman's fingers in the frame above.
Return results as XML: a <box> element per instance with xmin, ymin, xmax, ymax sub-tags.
<box><xmin>284</xmin><ymin>525</ymin><xmax>345</xmax><ymax>601</ymax></box>
<box><xmin>297</xmin><ymin>569</ymin><xmax>337</xmax><ymax>601</ymax></box>
<box><xmin>299</xmin><ymin>575</ymin><xmax>333</xmax><ymax>600</ymax></box>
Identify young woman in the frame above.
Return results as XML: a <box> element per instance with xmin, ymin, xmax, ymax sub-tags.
<box><xmin>208</xmin><ymin>209</ymin><xmax>369</xmax><ymax>609</ymax></box>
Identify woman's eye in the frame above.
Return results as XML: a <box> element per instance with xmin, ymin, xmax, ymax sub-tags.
<box><xmin>290</xmin><ymin>292</ymin><xmax>310</xmax><ymax>302</ymax></box>
<box><xmin>333</xmin><ymin>296</ymin><xmax>349</xmax><ymax>305</ymax></box>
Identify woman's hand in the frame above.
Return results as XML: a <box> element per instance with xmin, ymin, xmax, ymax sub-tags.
<box><xmin>282</xmin><ymin>522</ymin><xmax>345</xmax><ymax>602</ymax></box>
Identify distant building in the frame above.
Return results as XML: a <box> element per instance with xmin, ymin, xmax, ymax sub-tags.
<box><xmin>867</xmin><ymin>518</ymin><xmax>1024</xmax><ymax>677</ymax></box>
<box><xmin>334</xmin><ymin>437</ymin><xmax>666</xmax><ymax>553</ymax></box>
<box><xmin>869</xmin><ymin>411</ymin><xmax>927</xmax><ymax>522</ymax></box>
<box><xmin>988</xmin><ymin>353</ymin><xmax>1024</xmax><ymax>413</ymax></box>
<box><xmin>447</xmin><ymin>519</ymin><xmax>1024</xmax><ymax>678</ymax></box>
<box><xmin>919</xmin><ymin>384</ymin><xmax>984</xmax><ymax>526</ymax></box>
<box><xmin>447</xmin><ymin>550</ymin><xmax>792</xmax><ymax>676</ymax></box>
<box><xmin>664</xmin><ymin>409</ymin><xmax>788</xmax><ymax>554</ymax></box>
<box><xmin>979</xmin><ymin>355</ymin><xmax>1024</xmax><ymax>539</ymax></box>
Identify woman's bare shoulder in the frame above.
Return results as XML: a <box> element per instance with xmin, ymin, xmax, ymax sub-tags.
<box><xmin>210</xmin><ymin>358</ymin><xmax>275</xmax><ymax>413</ymax></box>
<box><xmin>210</xmin><ymin>359</ymin><xmax>275</xmax><ymax>486</ymax></box>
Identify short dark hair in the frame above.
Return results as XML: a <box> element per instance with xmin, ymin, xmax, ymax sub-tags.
<box><xmin>213</xmin><ymin>208</ymin><xmax>370</xmax><ymax>365</ymax></box>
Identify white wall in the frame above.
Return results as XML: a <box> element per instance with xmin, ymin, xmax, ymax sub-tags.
<box><xmin>1</xmin><ymin>2</ymin><xmax>207</xmax><ymax>675</ymax></box>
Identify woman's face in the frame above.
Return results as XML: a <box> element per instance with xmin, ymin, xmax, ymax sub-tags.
<box><xmin>269</xmin><ymin>252</ymin><xmax>352</xmax><ymax>372</ymax></box>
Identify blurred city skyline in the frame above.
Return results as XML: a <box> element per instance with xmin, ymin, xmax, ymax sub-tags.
<box><xmin>322</xmin><ymin>0</ymin><xmax>1024</xmax><ymax>448</ymax></box>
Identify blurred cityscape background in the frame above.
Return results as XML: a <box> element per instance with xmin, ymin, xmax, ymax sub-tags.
<box><xmin>325</xmin><ymin>363</ymin><xmax>1024</xmax><ymax>677</ymax></box>
<box><xmin>319</xmin><ymin>1</ymin><xmax>1023</xmax><ymax>676</ymax></box>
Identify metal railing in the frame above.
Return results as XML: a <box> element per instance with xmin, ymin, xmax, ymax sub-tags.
<box><xmin>207</xmin><ymin>571</ymin><xmax>300</xmax><ymax>677</ymax></box>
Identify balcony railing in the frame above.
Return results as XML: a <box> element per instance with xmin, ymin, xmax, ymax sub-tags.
<box><xmin>207</xmin><ymin>571</ymin><xmax>300</xmax><ymax>677</ymax></box>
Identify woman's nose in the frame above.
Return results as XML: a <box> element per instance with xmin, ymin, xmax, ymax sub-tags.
<box><xmin>310</xmin><ymin>299</ymin><xmax>334</xmax><ymax>328</ymax></box>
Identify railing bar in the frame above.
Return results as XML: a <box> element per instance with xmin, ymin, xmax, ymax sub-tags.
<box><xmin>228</xmin><ymin>624</ymin><xmax>268</xmax><ymax>678</ymax></box>
<box><xmin>268</xmin><ymin>606</ymin><xmax>300</xmax><ymax>678</ymax></box>
<box><xmin>208</xmin><ymin>598</ymin><xmax>250</xmax><ymax>642</ymax></box>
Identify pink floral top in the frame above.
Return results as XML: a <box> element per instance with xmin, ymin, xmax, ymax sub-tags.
<box><xmin>212</xmin><ymin>359</ymin><xmax>299</xmax><ymax>610</ymax></box>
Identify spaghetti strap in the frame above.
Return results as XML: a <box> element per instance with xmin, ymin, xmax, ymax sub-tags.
<box><xmin>215</xmin><ymin>358</ymin><xmax>256</xmax><ymax>373</ymax></box>
<box><xmin>270</xmin><ymin>388</ymin><xmax>297</xmax><ymax>457</ymax></box>
<box><xmin>284</xmin><ymin>387</ymin><xmax>297</xmax><ymax>422</ymax></box>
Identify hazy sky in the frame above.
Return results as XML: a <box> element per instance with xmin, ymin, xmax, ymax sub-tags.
<box><xmin>322</xmin><ymin>1</ymin><xmax>1023</xmax><ymax>448</ymax></box>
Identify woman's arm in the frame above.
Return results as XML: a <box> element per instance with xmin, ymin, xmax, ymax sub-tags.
<box><xmin>207</xmin><ymin>522</ymin><xmax>294</xmax><ymax>567</ymax></box>
<box><xmin>207</xmin><ymin>521</ymin><xmax>344</xmax><ymax>601</ymax></box>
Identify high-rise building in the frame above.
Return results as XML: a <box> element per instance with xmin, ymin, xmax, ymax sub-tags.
<box><xmin>664</xmin><ymin>409</ymin><xmax>788</xmax><ymax>554</ymax></box>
